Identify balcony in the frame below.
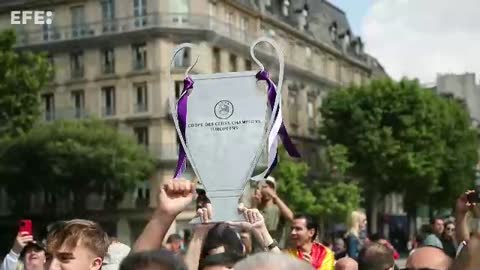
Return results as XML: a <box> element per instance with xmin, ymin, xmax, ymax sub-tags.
<box><xmin>102</xmin><ymin>106</ymin><xmax>116</xmax><ymax>117</ymax></box>
<box><xmin>14</xmin><ymin>13</ymin><xmax>258</xmax><ymax>49</ymax></box>
<box><xmin>133</xmin><ymin>60</ymin><xmax>146</xmax><ymax>71</ymax></box>
<box><xmin>135</xmin><ymin>103</ymin><xmax>148</xmax><ymax>113</ymax></box>
<box><xmin>71</xmin><ymin>68</ymin><xmax>84</xmax><ymax>79</ymax></box>
<box><xmin>44</xmin><ymin>110</ymin><xmax>55</xmax><ymax>121</ymax></box>
<box><xmin>102</xmin><ymin>64</ymin><xmax>115</xmax><ymax>75</ymax></box>
<box><xmin>42</xmin><ymin>107</ymin><xmax>90</xmax><ymax>121</ymax></box>
<box><xmin>148</xmin><ymin>143</ymin><xmax>179</xmax><ymax>162</ymax></box>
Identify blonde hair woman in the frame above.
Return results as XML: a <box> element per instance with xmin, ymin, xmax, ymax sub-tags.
<box><xmin>345</xmin><ymin>210</ymin><xmax>367</xmax><ymax>260</ymax></box>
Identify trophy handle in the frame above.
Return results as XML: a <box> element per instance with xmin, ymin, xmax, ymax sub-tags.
<box><xmin>167</xmin><ymin>43</ymin><xmax>202</xmax><ymax>181</ymax></box>
<box><xmin>249</xmin><ymin>37</ymin><xmax>286</xmax><ymax>180</ymax></box>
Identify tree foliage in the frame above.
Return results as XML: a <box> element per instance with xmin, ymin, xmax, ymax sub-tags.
<box><xmin>320</xmin><ymin>79</ymin><xmax>478</xmax><ymax>212</ymax></box>
<box><xmin>0</xmin><ymin>119</ymin><xmax>155</xmax><ymax>212</ymax></box>
<box><xmin>274</xmin><ymin>148</ymin><xmax>361</xmax><ymax>224</ymax></box>
<box><xmin>0</xmin><ymin>30</ymin><xmax>52</xmax><ymax>137</ymax></box>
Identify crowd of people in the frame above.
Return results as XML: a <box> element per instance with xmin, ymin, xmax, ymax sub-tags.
<box><xmin>2</xmin><ymin>177</ymin><xmax>480</xmax><ymax>270</ymax></box>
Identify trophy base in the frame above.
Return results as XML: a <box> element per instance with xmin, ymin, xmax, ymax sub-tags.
<box><xmin>190</xmin><ymin>194</ymin><xmax>245</xmax><ymax>224</ymax></box>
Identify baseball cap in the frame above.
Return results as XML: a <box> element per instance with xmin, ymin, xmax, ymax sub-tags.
<box><xmin>264</xmin><ymin>176</ymin><xmax>276</xmax><ymax>189</ymax></box>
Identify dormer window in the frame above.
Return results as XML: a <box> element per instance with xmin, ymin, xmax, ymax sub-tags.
<box><xmin>341</xmin><ymin>31</ymin><xmax>351</xmax><ymax>51</ymax></box>
<box><xmin>354</xmin><ymin>37</ymin><xmax>364</xmax><ymax>55</ymax></box>
<box><xmin>329</xmin><ymin>22</ymin><xmax>338</xmax><ymax>41</ymax></box>
<box><xmin>282</xmin><ymin>0</ymin><xmax>290</xmax><ymax>16</ymax></box>
<box><xmin>296</xmin><ymin>3</ymin><xmax>309</xmax><ymax>30</ymax></box>
<box><xmin>302</xmin><ymin>3</ymin><xmax>309</xmax><ymax>17</ymax></box>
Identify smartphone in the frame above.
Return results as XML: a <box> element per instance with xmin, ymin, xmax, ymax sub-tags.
<box><xmin>467</xmin><ymin>191</ymin><xmax>480</xmax><ymax>203</ymax></box>
<box><xmin>19</xmin><ymin>219</ymin><xmax>33</xmax><ymax>235</ymax></box>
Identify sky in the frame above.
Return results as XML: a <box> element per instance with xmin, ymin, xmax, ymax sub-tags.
<box><xmin>331</xmin><ymin>0</ymin><xmax>480</xmax><ymax>83</ymax></box>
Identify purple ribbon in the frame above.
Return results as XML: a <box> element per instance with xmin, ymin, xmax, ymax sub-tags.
<box><xmin>173</xmin><ymin>77</ymin><xmax>194</xmax><ymax>178</ymax></box>
<box><xmin>256</xmin><ymin>70</ymin><xmax>301</xmax><ymax>177</ymax></box>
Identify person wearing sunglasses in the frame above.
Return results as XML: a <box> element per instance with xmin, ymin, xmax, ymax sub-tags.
<box><xmin>441</xmin><ymin>222</ymin><xmax>456</xmax><ymax>259</ymax></box>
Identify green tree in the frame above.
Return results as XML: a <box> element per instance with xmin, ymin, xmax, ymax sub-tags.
<box><xmin>274</xmin><ymin>146</ymin><xmax>361</xmax><ymax>233</ymax></box>
<box><xmin>274</xmin><ymin>153</ymin><xmax>320</xmax><ymax>216</ymax></box>
<box><xmin>0</xmin><ymin>119</ymin><xmax>155</xmax><ymax>213</ymax></box>
<box><xmin>320</xmin><ymin>79</ymin><xmax>478</xmax><ymax>222</ymax></box>
<box><xmin>0</xmin><ymin>30</ymin><xmax>52</xmax><ymax>137</ymax></box>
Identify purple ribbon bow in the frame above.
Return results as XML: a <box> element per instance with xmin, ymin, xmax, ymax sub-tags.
<box><xmin>173</xmin><ymin>77</ymin><xmax>194</xmax><ymax>178</ymax></box>
<box><xmin>256</xmin><ymin>70</ymin><xmax>301</xmax><ymax>177</ymax></box>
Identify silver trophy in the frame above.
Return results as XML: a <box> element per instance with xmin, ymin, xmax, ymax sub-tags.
<box><xmin>168</xmin><ymin>38</ymin><xmax>289</xmax><ymax>222</ymax></box>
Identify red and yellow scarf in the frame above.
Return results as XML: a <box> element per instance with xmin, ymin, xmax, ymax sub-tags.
<box><xmin>286</xmin><ymin>242</ymin><xmax>334</xmax><ymax>270</ymax></box>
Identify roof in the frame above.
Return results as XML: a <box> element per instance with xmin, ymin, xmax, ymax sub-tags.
<box><xmin>233</xmin><ymin>0</ymin><xmax>369</xmax><ymax>63</ymax></box>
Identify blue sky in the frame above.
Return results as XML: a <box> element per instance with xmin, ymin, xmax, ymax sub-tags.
<box><xmin>330</xmin><ymin>0</ymin><xmax>371</xmax><ymax>35</ymax></box>
<box><xmin>335</xmin><ymin>0</ymin><xmax>480</xmax><ymax>82</ymax></box>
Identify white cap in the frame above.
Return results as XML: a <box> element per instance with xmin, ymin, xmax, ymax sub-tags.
<box><xmin>265</xmin><ymin>176</ymin><xmax>276</xmax><ymax>188</ymax></box>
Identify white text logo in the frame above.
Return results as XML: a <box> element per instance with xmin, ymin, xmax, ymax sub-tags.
<box><xmin>11</xmin><ymin>11</ymin><xmax>54</xmax><ymax>25</ymax></box>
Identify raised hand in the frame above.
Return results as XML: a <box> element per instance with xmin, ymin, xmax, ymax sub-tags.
<box><xmin>157</xmin><ymin>179</ymin><xmax>196</xmax><ymax>216</ymax></box>
<box><xmin>197</xmin><ymin>203</ymin><xmax>213</xmax><ymax>223</ymax></box>
<box><xmin>12</xmin><ymin>232</ymin><xmax>33</xmax><ymax>254</ymax></box>
<box><xmin>456</xmin><ymin>190</ymin><xmax>475</xmax><ymax>216</ymax></box>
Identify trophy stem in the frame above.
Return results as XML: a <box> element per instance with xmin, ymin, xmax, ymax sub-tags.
<box><xmin>191</xmin><ymin>191</ymin><xmax>245</xmax><ymax>224</ymax></box>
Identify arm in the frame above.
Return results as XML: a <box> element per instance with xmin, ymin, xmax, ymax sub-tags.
<box><xmin>0</xmin><ymin>250</ymin><xmax>19</xmax><ymax>270</ymax></box>
<box><xmin>1</xmin><ymin>233</ymin><xmax>32</xmax><ymax>270</ymax></box>
<box><xmin>455</xmin><ymin>191</ymin><xmax>474</xmax><ymax>243</ymax></box>
<box><xmin>269</xmin><ymin>191</ymin><xmax>294</xmax><ymax>222</ymax></box>
<box><xmin>229</xmin><ymin>206</ymin><xmax>281</xmax><ymax>253</ymax></box>
<box><xmin>346</xmin><ymin>235</ymin><xmax>359</xmax><ymax>259</ymax></box>
<box><xmin>184</xmin><ymin>225</ymin><xmax>211</xmax><ymax>270</ymax></box>
<box><xmin>133</xmin><ymin>211</ymin><xmax>176</xmax><ymax>252</ymax></box>
<box><xmin>252</xmin><ymin>225</ymin><xmax>281</xmax><ymax>253</ymax></box>
<box><xmin>133</xmin><ymin>179</ymin><xmax>195</xmax><ymax>252</ymax></box>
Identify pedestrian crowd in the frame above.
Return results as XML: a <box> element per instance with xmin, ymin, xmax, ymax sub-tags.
<box><xmin>1</xmin><ymin>177</ymin><xmax>480</xmax><ymax>270</ymax></box>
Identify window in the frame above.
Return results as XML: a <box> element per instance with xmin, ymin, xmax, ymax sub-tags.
<box><xmin>336</xmin><ymin>63</ymin><xmax>342</xmax><ymax>83</ymax></box>
<box><xmin>47</xmin><ymin>54</ymin><xmax>55</xmax><ymax>80</ymax></box>
<box><xmin>288</xmin><ymin>90</ymin><xmax>298</xmax><ymax>124</ymax></box>
<box><xmin>170</xmin><ymin>0</ymin><xmax>189</xmax><ymax>13</ymax></box>
<box><xmin>134</xmin><ymin>127</ymin><xmax>149</xmax><ymax>146</ymax></box>
<box><xmin>71</xmin><ymin>6</ymin><xmax>85</xmax><ymax>38</ymax></box>
<box><xmin>102</xmin><ymin>0</ymin><xmax>116</xmax><ymax>32</ymax></box>
<box><xmin>42</xmin><ymin>93</ymin><xmax>55</xmax><ymax>121</ymax></box>
<box><xmin>307</xmin><ymin>100</ymin><xmax>314</xmax><ymax>119</ymax></box>
<box><xmin>101</xmin><ymin>48</ymin><xmax>115</xmax><ymax>74</ymax></box>
<box><xmin>71</xmin><ymin>90</ymin><xmax>85</xmax><ymax>118</ymax></box>
<box><xmin>209</xmin><ymin>2</ymin><xmax>217</xmax><ymax>17</ymax></box>
<box><xmin>308</xmin><ymin>99</ymin><xmax>315</xmax><ymax>130</ymax></box>
<box><xmin>174</xmin><ymin>47</ymin><xmax>190</xmax><ymax>68</ymax></box>
<box><xmin>245</xmin><ymin>59</ymin><xmax>252</xmax><ymax>71</ymax></box>
<box><xmin>229</xmin><ymin>54</ymin><xmax>237</xmax><ymax>72</ymax></box>
<box><xmin>70</xmin><ymin>51</ymin><xmax>84</xmax><ymax>78</ymax></box>
<box><xmin>240</xmin><ymin>16</ymin><xmax>248</xmax><ymax>31</ymax></box>
<box><xmin>281</xmin><ymin>0</ymin><xmax>290</xmax><ymax>16</ymax></box>
<box><xmin>212</xmin><ymin>47</ymin><xmax>221</xmax><ymax>73</ymax></box>
<box><xmin>175</xmin><ymin>81</ymin><xmax>184</xmax><ymax>98</ymax></box>
<box><xmin>134</xmin><ymin>0</ymin><xmax>147</xmax><ymax>27</ymax></box>
<box><xmin>42</xmin><ymin>23</ymin><xmax>55</xmax><ymax>41</ymax></box>
<box><xmin>102</xmin><ymin>86</ymin><xmax>116</xmax><ymax>116</ymax></box>
<box><xmin>226</xmin><ymin>12</ymin><xmax>233</xmax><ymax>25</ymax></box>
<box><xmin>134</xmin><ymin>82</ymin><xmax>148</xmax><ymax>112</ymax></box>
<box><xmin>132</xmin><ymin>43</ymin><xmax>147</xmax><ymax>70</ymax></box>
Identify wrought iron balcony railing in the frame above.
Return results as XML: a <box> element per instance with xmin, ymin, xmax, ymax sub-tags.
<box><xmin>15</xmin><ymin>13</ymin><xmax>258</xmax><ymax>48</ymax></box>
